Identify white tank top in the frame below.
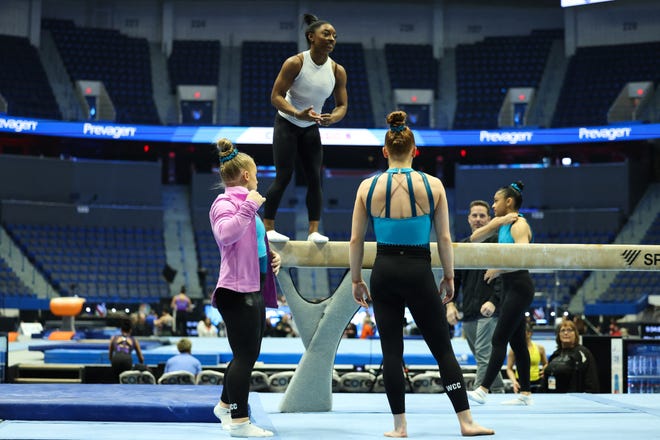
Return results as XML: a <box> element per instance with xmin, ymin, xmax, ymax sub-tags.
<box><xmin>278</xmin><ymin>50</ymin><xmax>336</xmax><ymax>128</ymax></box>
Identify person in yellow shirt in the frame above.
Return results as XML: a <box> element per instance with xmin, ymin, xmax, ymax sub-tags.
<box><xmin>506</xmin><ymin>322</ymin><xmax>548</xmax><ymax>393</ymax></box>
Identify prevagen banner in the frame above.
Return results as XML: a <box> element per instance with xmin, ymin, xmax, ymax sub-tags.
<box><xmin>0</xmin><ymin>116</ymin><xmax>658</xmax><ymax>147</ymax></box>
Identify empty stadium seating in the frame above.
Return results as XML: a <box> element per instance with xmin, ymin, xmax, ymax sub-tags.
<box><xmin>454</xmin><ymin>29</ymin><xmax>560</xmax><ymax>129</ymax></box>
<box><xmin>0</xmin><ymin>34</ymin><xmax>61</xmax><ymax>120</ymax></box>
<box><xmin>593</xmin><ymin>213</ymin><xmax>660</xmax><ymax>309</ymax></box>
<box><xmin>0</xmin><ymin>257</ymin><xmax>37</xmax><ymax>302</ymax></box>
<box><xmin>240</xmin><ymin>41</ymin><xmax>297</xmax><ymax>126</ymax></box>
<box><xmin>552</xmin><ymin>41</ymin><xmax>660</xmax><ymax>128</ymax></box>
<box><xmin>43</xmin><ymin>19</ymin><xmax>160</xmax><ymax>124</ymax></box>
<box><xmin>385</xmin><ymin>43</ymin><xmax>438</xmax><ymax>91</ymax></box>
<box><xmin>167</xmin><ymin>40</ymin><xmax>221</xmax><ymax>94</ymax></box>
<box><xmin>321</xmin><ymin>42</ymin><xmax>374</xmax><ymax>128</ymax></box>
<box><xmin>5</xmin><ymin>224</ymin><xmax>169</xmax><ymax>303</ymax></box>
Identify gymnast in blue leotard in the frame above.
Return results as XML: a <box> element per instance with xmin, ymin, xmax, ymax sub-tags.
<box><xmin>349</xmin><ymin>110</ymin><xmax>494</xmax><ymax>438</ymax></box>
<box><xmin>467</xmin><ymin>180</ymin><xmax>536</xmax><ymax>407</ymax></box>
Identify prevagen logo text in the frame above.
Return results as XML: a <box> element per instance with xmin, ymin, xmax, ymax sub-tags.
<box><xmin>578</xmin><ymin>126</ymin><xmax>631</xmax><ymax>141</ymax></box>
<box><xmin>83</xmin><ymin>123</ymin><xmax>137</xmax><ymax>139</ymax></box>
<box><xmin>479</xmin><ymin>130</ymin><xmax>533</xmax><ymax>144</ymax></box>
<box><xmin>0</xmin><ymin>117</ymin><xmax>38</xmax><ymax>133</ymax></box>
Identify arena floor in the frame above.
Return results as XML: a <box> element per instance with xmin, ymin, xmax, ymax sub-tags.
<box><xmin>0</xmin><ymin>390</ymin><xmax>659</xmax><ymax>440</ymax></box>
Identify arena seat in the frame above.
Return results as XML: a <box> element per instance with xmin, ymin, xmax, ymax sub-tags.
<box><xmin>249</xmin><ymin>371</ymin><xmax>270</xmax><ymax>391</ymax></box>
<box><xmin>119</xmin><ymin>370</ymin><xmax>157</xmax><ymax>385</ymax></box>
<box><xmin>140</xmin><ymin>371</ymin><xmax>157</xmax><ymax>384</ymax></box>
<box><xmin>372</xmin><ymin>374</ymin><xmax>386</xmax><ymax>393</ymax></box>
<box><xmin>411</xmin><ymin>371</ymin><xmax>445</xmax><ymax>394</ymax></box>
<box><xmin>196</xmin><ymin>370</ymin><xmax>224</xmax><ymax>385</ymax></box>
<box><xmin>332</xmin><ymin>370</ymin><xmax>342</xmax><ymax>393</ymax></box>
<box><xmin>338</xmin><ymin>372</ymin><xmax>377</xmax><ymax>393</ymax></box>
<box><xmin>268</xmin><ymin>371</ymin><xmax>295</xmax><ymax>392</ymax></box>
<box><xmin>158</xmin><ymin>370</ymin><xmax>196</xmax><ymax>385</ymax></box>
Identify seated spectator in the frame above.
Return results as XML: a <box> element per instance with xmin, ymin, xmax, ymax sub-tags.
<box><xmin>164</xmin><ymin>338</ymin><xmax>202</xmax><ymax>377</ymax></box>
<box><xmin>273</xmin><ymin>314</ymin><xmax>297</xmax><ymax>337</ymax></box>
<box><xmin>360</xmin><ymin>315</ymin><xmax>375</xmax><ymax>339</ymax></box>
<box><xmin>197</xmin><ymin>317</ymin><xmax>218</xmax><ymax>337</ymax></box>
<box><xmin>131</xmin><ymin>312</ymin><xmax>151</xmax><ymax>336</ymax></box>
<box><xmin>154</xmin><ymin>308</ymin><xmax>174</xmax><ymax>336</ymax></box>
<box><xmin>343</xmin><ymin>322</ymin><xmax>357</xmax><ymax>338</ymax></box>
<box><xmin>542</xmin><ymin>320</ymin><xmax>599</xmax><ymax>393</ymax></box>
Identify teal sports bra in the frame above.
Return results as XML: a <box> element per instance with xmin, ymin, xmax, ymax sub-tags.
<box><xmin>366</xmin><ymin>168</ymin><xmax>434</xmax><ymax>247</ymax></box>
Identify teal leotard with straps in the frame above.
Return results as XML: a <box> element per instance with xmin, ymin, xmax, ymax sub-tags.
<box><xmin>366</xmin><ymin>167</ymin><xmax>434</xmax><ymax>247</ymax></box>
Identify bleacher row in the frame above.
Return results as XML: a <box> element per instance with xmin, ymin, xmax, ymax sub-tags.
<box><xmin>4</xmin><ymin>224</ymin><xmax>169</xmax><ymax>303</ymax></box>
<box><xmin>1</xmin><ymin>20</ymin><xmax>659</xmax><ymax>128</ymax></box>
<box><xmin>120</xmin><ymin>367</ymin><xmax>470</xmax><ymax>395</ymax></box>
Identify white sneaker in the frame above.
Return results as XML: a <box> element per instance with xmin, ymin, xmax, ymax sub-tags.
<box><xmin>307</xmin><ymin>231</ymin><xmax>329</xmax><ymax>244</ymax></box>
<box><xmin>213</xmin><ymin>403</ymin><xmax>231</xmax><ymax>431</ymax></box>
<box><xmin>467</xmin><ymin>388</ymin><xmax>488</xmax><ymax>405</ymax></box>
<box><xmin>229</xmin><ymin>421</ymin><xmax>273</xmax><ymax>437</ymax></box>
<box><xmin>266</xmin><ymin>229</ymin><xmax>290</xmax><ymax>243</ymax></box>
<box><xmin>501</xmin><ymin>394</ymin><xmax>533</xmax><ymax>406</ymax></box>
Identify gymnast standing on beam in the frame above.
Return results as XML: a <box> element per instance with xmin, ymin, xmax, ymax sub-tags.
<box><xmin>209</xmin><ymin>138</ymin><xmax>280</xmax><ymax>437</ymax></box>
<box><xmin>264</xmin><ymin>13</ymin><xmax>348</xmax><ymax>244</ymax></box>
<box><xmin>349</xmin><ymin>110</ymin><xmax>494</xmax><ymax>437</ymax></box>
<box><xmin>467</xmin><ymin>181</ymin><xmax>536</xmax><ymax>406</ymax></box>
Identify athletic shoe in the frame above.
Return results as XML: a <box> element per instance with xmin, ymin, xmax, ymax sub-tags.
<box><xmin>467</xmin><ymin>388</ymin><xmax>488</xmax><ymax>404</ymax></box>
<box><xmin>229</xmin><ymin>421</ymin><xmax>273</xmax><ymax>437</ymax></box>
<box><xmin>501</xmin><ymin>394</ymin><xmax>533</xmax><ymax>405</ymax></box>
<box><xmin>213</xmin><ymin>403</ymin><xmax>231</xmax><ymax>431</ymax></box>
<box><xmin>307</xmin><ymin>231</ymin><xmax>329</xmax><ymax>244</ymax></box>
<box><xmin>267</xmin><ymin>230</ymin><xmax>290</xmax><ymax>243</ymax></box>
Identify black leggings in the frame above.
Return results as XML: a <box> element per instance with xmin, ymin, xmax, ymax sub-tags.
<box><xmin>370</xmin><ymin>245</ymin><xmax>469</xmax><ymax>415</ymax></box>
<box><xmin>111</xmin><ymin>353</ymin><xmax>133</xmax><ymax>381</ymax></box>
<box><xmin>481</xmin><ymin>270</ymin><xmax>535</xmax><ymax>392</ymax></box>
<box><xmin>264</xmin><ymin>114</ymin><xmax>323</xmax><ymax>222</ymax></box>
<box><xmin>215</xmin><ymin>287</ymin><xmax>266</xmax><ymax>419</ymax></box>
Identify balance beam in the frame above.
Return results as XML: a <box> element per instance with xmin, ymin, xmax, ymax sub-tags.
<box><xmin>269</xmin><ymin>242</ymin><xmax>659</xmax><ymax>271</ymax></box>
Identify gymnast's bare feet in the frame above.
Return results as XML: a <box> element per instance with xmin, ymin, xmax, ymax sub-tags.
<box><xmin>384</xmin><ymin>413</ymin><xmax>407</xmax><ymax>438</ymax></box>
<box><xmin>457</xmin><ymin>410</ymin><xmax>494</xmax><ymax>436</ymax></box>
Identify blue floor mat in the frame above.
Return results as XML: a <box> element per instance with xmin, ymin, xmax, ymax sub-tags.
<box><xmin>0</xmin><ymin>384</ymin><xmax>264</xmax><ymax>423</ymax></box>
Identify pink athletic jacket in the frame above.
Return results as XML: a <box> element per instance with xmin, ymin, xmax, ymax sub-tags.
<box><xmin>209</xmin><ymin>185</ymin><xmax>278</xmax><ymax>308</ymax></box>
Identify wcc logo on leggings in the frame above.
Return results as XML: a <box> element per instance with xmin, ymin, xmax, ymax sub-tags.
<box><xmin>621</xmin><ymin>249</ymin><xmax>660</xmax><ymax>267</ymax></box>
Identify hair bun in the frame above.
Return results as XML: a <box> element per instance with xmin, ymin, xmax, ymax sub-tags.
<box><xmin>303</xmin><ymin>13</ymin><xmax>319</xmax><ymax>25</ymax></box>
<box><xmin>510</xmin><ymin>180</ymin><xmax>525</xmax><ymax>193</ymax></box>
<box><xmin>386</xmin><ymin>110</ymin><xmax>407</xmax><ymax>129</ymax></box>
<box><xmin>217</xmin><ymin>138</ymin><xmax>237</xmax><ymax>163</ymax></box>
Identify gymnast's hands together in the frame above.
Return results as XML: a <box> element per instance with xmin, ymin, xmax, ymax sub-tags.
<box><xmin>352</xmin><ymin>280</ymin><xmax>371</xmax><ymax>308</ymax></box>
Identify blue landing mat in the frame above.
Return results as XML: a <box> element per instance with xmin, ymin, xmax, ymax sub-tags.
<box><xmin>0</xmin><ymin>384</ymin><xmax>265</xmax><ymax>424</ymax></box>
